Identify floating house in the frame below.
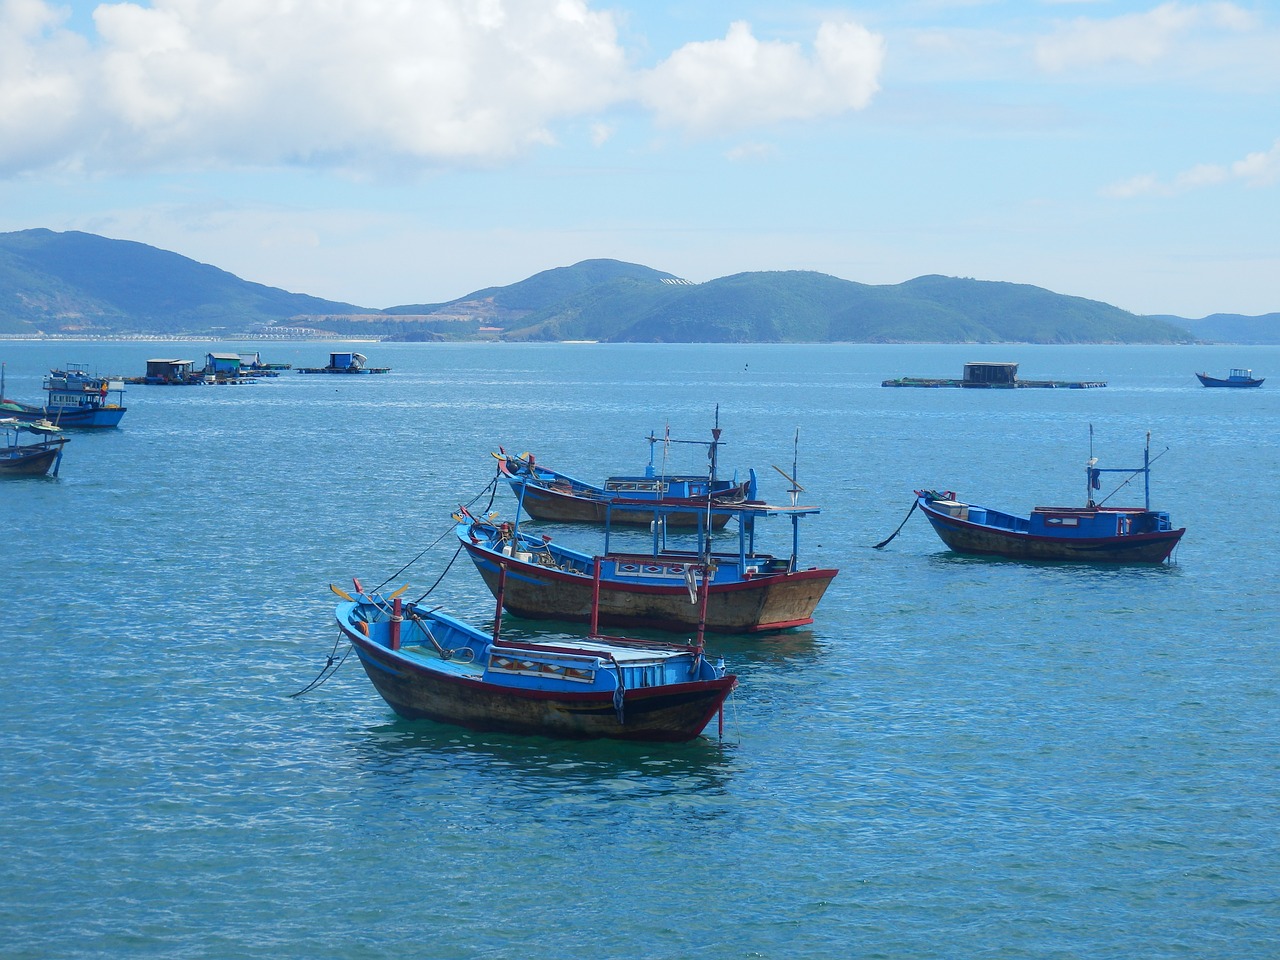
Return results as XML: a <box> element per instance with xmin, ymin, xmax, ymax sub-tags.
<box><xmin>205</xmin><ymin>353</ymin><xmax>243</xmax><ymax>380</ymax></box>
<box><xmin>882</xmin><ymin>361</ymin><xmax>1106</xmax><ymax>389</ymax></box>
<box><xmin>141</xmin><ymin>359</ymin><xmax>199</xmax><ymax>385</ymax></box>
<box><xmin>297</xmin><ymin>352</ymin><xmax>390</xmax><ymax>374</ymax></box>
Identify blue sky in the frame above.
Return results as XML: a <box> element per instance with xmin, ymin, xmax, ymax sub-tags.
<box><xmin>1</xmin><ymin>0</ymin><xmax>1276</xmax><ymax>317</ymax></box>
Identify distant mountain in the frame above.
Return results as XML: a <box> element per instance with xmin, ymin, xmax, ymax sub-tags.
<box><xmin>500</xmin><ymin>270</ymin><xmax>1194</xmax><ymax>344</ymax></box>
<box><xmin>0</xmin><ymin>228</ymin><xmax>368</xmax><ymax>336</ymax></box>
<box><xmin>0</xmin><ymin>228</ymin><xmax>1225</xmax><ymax>343</ymax></box>
<box><xmin>1152</xmin><ymin>312</ymin><xmax>1280</xmax><ymax>345</ymax></box>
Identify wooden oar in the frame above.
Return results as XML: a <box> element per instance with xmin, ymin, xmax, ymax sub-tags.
<box><xmin>330</xmin><ymin>583</ymin><xmax>355</xmax><ymax>602</ymax></box>
<box><xmin>873</xmin><ymin>500</ymin><xmax>918</xmax><ymax>549</ymax></box>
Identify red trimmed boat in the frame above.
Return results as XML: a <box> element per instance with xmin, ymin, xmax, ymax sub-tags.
<box><xmin>455</xmin><ymin>495</ymin><xmax>837</xmax><ymax>634</ymax></box>
<box><xmin>497</xmin><ymin>421</ymin><xmax>753</xmax><ymax>528</ymax></box>
<box><xmin>332</xmin><ymin>571</ymin><xmax>736</xmax><ymax>742</ymax></box>
<box><xmin>914</xmin><ymin>432</ymin><xmax>1184</xmax><ymax>564</ymax></box>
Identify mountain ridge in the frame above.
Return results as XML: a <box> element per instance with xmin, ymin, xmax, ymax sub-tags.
<box><xmin>2</xmin><ymin>228</ymin><xmax>1275</xmax><ymax>343</ymax></box>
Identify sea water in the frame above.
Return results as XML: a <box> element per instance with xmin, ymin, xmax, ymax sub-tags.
<box><xmin>1</xmin><ymin>341</ymin><xmax>1277</xmax><ymax>959</ymax></box>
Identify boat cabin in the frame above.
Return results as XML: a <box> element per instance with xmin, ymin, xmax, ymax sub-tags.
<box><xmin>1229</xmin><ymin>368</ymin><xmax>1254</xmax><ymax>380</ymax></box>
<box><xmin>1027</xmin><ymin>506</ymin><xmax>1176</xmax><ymax>538</ymax></box>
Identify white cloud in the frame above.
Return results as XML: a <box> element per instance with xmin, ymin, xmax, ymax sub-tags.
<box><xmin>1035</xmin><ymin>1</ymin><xmax>1255</xmax><ymax>72</ymax></box>
<box><xmin>0</xmin><ymin>1</ymin><xmax>886</xmax><ymax>175</ymax></box>
<box><xmin>1</xmin><ymin>0</ymin><xmax>629</xmax><ymax>174</ymax></box>
<box><xmin>1103</xmin><ymin>138</ymin><xmax>1280</xmax><ymax>196</ymax></box>
<box><xmin>639</xmin><ymin>20</ymin><xmax>885</xmax><ymax>135</ymax></box>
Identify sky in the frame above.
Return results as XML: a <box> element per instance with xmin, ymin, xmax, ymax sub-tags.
<box><xmin>1</xmin><ymin>1</ymin><xmax>1277</xmax><ymax>318</ymax></box>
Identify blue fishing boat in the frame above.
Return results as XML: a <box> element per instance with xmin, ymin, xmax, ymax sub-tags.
<box><xmin>496</xmin><ymin>424</ymin><xmax>754</xmax><ymax>528</ymax></box>
<box><xmin>455</xmin><ymin>487</ymin><xmax>838</xmax><ymax>633</ymax></box>
<box><xmin>0</xmin><ymin>363</ymin><xmax>126</xmax><ymax>428</ymax></box>
<box><xmin>1196</xmin><ymin>368</ymin><xmax>1264</xmax><ymax>388</ymax></box>
<box><xmin>1</xmin><ymin>417</ymin><xmax>69</xmax><ymax>477</ymax></box>
<box><xmin>910</xmin><ymin>432</ymin><xmax>1184</xmax><ymax>564</ymax></box>
<box><xmin>332</xmin><ymin>574</ymin><xmax>736</xmax><ymax>742</ymax></box>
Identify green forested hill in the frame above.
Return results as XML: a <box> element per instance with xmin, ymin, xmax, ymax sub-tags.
<box><xmin>0</xmin><ymin>228</ymin><xmax>367</xmax><ymax>335</ymax></box>
<box><xmin>501</xmin><ymin>270</ymin><xmax>1194</xmax><ymax>344</ymax></box>
<box><xmin>0</xmin><ymin>228</ymin><xmax>1247</xmax><ymax>343</ymax></box>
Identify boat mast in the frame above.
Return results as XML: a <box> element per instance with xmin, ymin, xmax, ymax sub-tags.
<box><xmin>1144</xmin><ymin>431</ymin><xmax>1151</xmax><ymax>511</ymax></box>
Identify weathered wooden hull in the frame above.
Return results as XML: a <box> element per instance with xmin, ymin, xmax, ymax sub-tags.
<box><xmin>463</xmin><ymin>543</ymin><xmax>836</xmax><ymax>633</ymax></box>
<box><xmin>341</xmin><ymin>628</ymin><xmax>734</xmax><ymax>742</ymax></box>
<box><xmin>920</xmin><ymin>505</ymin><xmax>1184</xmax><ymax>563</ymax></box>
<box><xmin>0</xmin><ymin>443</ymin><xmax>64</xmax><ymax>476</ymax></box>
<box><xmin>514</xmin><ymin>482</ymin><xmax>735</xmax><ymax>528</ymax></box>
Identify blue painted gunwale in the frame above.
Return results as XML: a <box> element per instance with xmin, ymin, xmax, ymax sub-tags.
<box><xmin>334</xmin><ymin>591</ymin><xmax>736</xmax><ymax>742</ymax></box>
<box><xmin>496</xmin><ymin>451</ymin><xmax>755</xmax><ymax>527</ymax></box>
<box><xmin>454</xmin><ymin>495</ymin><xmax>838</xmax><ymax>633</ymax></box>
<box><xmin>0</xmin><ymin>364</ymin><xmax>126</xmax><ymax>428</ymax></box>
<box><xmin>1</xmin><ymin>418</ymin><xmax>69</xmax><ymax>477</ymax></box>
<box><xmin>914</xmin><ymin>432</ymin><xmax>1185</xmax><ymax>564</ymax></box>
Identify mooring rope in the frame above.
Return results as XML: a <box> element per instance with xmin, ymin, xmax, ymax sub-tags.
<box><xmin>372</xmin><ymin>475</ymin><xmax>498</xmax><ymax>593</ymax></box>
<box><xmin>873</xmin><ymin>498</ymin><xmax>918</xmax><ymax>549</ymax></box>
<box><xmin>289</xmin><ymin>631</ymin><xmax>353</xmax><ymax>698</ymax></box>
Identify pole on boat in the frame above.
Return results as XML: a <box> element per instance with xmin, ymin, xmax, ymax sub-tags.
<box><xmin>1144</xmin><ymin>430</ymin><xmax>1151</xmax><ymax>510</ymax></box>
<box><xmin>694</xmin><ymin>562</ymin><xmax>713</xmax><ymax>658</ymax></box>
<box><xmin>390</xmin><ymin>596</ymin><xmax>402</xmax><ymax>650</ymax></box>
<box><xmin>492</xmin><ymin>560</ymin><xmax>507</xmax><ymax>644</ymax></box>
<box><xmin>590</xmin><ymin>556</ymin><xmax>602</xmax><ymax>638</ymax></box>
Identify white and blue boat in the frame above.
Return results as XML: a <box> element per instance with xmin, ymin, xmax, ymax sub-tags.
<box><xmin>0</xmin><ymin>363</ymin><xmax>126</xmax><ymax>428</ymax></box>
<box><xmin>332</xmin><ymin>577</ymin><xmax>736</xmax><ymax>742</ymax></box>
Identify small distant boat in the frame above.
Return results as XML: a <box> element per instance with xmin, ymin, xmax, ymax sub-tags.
<box><xmin>1</xmin><ymin>417</ymin><xmax>69</xmax><ymax>477</ymax></box>
<box><xmin>297</xmin><ymin>352</ymin><xmax>390</xmax><ymax>374</ymax></box>
<box><xmin>1196</xmin><ymin>368</ymin><xmax>1264</xmax><ymax>388</ymax></box>
<box><xmin>497</xmin><ymin>424</ymin><xmax>754</xmax><ymax>528</ymax></box>
<box><xmin>0</xmin><ymin>363</ymin><xmax>126</xmax><ymax>428</ymax></box>
<box><xmin>332</xmin><ymin>574</ymin><xmax>736</xmax><ymax>742</ymax></box>
<box><xmin>912</xmin><ymin>432</ymin><xmax>1184</xmax><ymax>564</ymax></box>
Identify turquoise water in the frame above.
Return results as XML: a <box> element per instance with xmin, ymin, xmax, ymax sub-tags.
<box><xmin>2</xmin><ymin>341</ymin><xmax>1277</xmax><ymax>959</ymax></box>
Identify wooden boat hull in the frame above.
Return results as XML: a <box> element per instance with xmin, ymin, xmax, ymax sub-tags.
<box><xmin>347</xmin><ymin>634</ymin><xmax>731</xmax><ymax>741</ymax></box>
<box><xmin>335</xmin><ymin>600</ymin><xmax>735</xmax><ymax>742</ymax></box>
<box><xmin>919</xmin><ymin>500</ymin><xmax>1184</xmax><ymax>563</ymax></box>
<box><xmin>513</xmin><ymin>481</ymin><xmax>735</xmax><ymax>529</ymax></box>
<box><xmin>462</xmin><ymin>541</ymin><xmax>836</xmax><ymax>633</ymax></box>
<box><xmin>0</xmin><ymin>442</ymin><xmax>66</xmax><ymax>477</ymax></box>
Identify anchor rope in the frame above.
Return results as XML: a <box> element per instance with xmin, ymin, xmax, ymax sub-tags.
<box><xmin>288</xmin><ymin>630</ymin><xmax>353</xmax><ymax>698</ymax></box>
<box><xmin>372</xmin><ymin>475</ymin><xmax>498</xmax><ymax>593</ymax></box>
<box><xmin>296</xmin><ymin>475</ymin><xmax>499</xmax><ymax>697</ymax></box>
<box><xmin>873</xmin><ymin>498</ymin><xmax>918</xmax><ymax>549</ymax></box>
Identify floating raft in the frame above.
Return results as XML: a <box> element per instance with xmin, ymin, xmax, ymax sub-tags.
<box><xmin>297</xmin><ymin>352</ymin><xmax>390</xmax><ymax>374</ymax></box>
<box><xmin>882</xmin><ymin>361</ymin><xmax>1106</xmax><ymax>389</ymax></box>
